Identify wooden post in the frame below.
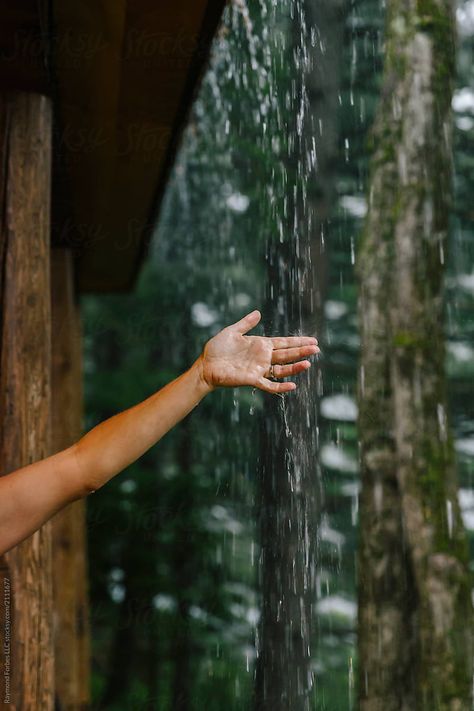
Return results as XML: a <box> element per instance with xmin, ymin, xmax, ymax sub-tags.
<box><xmin>51</xmin><ymin>248</ymin><xmax>90</xmax><ymax>710</ymax></box>
<box><xmin>0</xmin><ymin>92</ymin><xmax>54</xmax><ymax>709</ymax></box>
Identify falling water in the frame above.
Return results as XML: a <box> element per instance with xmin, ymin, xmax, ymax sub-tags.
<box><xmin>133</xmin><ymin>0</ymin><xmax>474</xmax><ymax>708</ymax></box>
<box><xmin>448</xmin><ymin>0</ymin><xmax>474</xmax><ymax>597</ymax></box>
<box><xmin>152</xmin><ymin>0</ymin><xmax>383</xmax><ymax>707</ymax></box>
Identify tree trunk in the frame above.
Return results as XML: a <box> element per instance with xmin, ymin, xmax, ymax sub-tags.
<box><xmin>303</xmin><ymin>0</ymin><xmax>346</xmax><ymax>332</ymax></box>
<box><xmin>100</xmin><ymin>546</ymin><xmax>139</xmax><ymax>707</ymax></box>
<box><xmin>51</xmin><ymin>248</ymin><xmax>91</xmax><ymax>710</ymax></box>
<box><xmin>0</xmin><ymin>92</ymin><xmax>54</xmax><ymax>710</ymax></box>
<box><xmin>356</xmin><ymin>1</ymin><xmax>473</xmax><ymax>708</ymax></box>
<box><xmin>255</xmin><ymin>2</ymin><xmax>344</xmax><ymax>708</ymax></box>
<box><xmin>256</xmin><ymin>384</ymin><xmax>319</xmax><ymax>711</ymax></box>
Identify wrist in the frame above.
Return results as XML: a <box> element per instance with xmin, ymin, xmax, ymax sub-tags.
<box><xmin>190</xmin><ymin>355</ymin><xmax>215</xmax><ymax>397</ymax></box>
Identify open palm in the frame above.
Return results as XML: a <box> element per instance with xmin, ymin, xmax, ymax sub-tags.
<box><xmin>199</xmin><ymin>310</ymin><xmax>319</xmax><ymax>394</ymax></box>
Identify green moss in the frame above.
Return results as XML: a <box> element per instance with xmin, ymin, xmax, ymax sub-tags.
<box><xmin>419</xmin><ymin>434</ymin><xmax>470</xmax><ymax>562</ymax></box>
<box><xmin>416</xmin><ymin>0</ymin><xmax>456</xmax><ymax>107</ymax></box>
<box><xmin>393</xmin><ymin>331</ymin><xmax>425</xmax><ymax>349</ymax></box>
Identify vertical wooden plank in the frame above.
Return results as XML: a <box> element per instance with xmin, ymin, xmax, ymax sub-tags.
<box><xmin>50</xmin><ymin>248</ymin><xmax>91</xmax><ymax>711</ymax></box>
<box><xmin>0</xmin><ymin>92</ymin><xmax>54</xmax><ymax>710</ymax></box>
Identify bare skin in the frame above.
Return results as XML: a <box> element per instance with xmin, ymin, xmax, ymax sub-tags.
<box><xmin>0</xmin><ymin>310</ymin><xmax>319</xmax><ymax>556</ymax></box>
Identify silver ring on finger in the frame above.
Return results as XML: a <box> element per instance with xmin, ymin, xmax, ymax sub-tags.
<box><xmin>269</xmin><ymin>364</ymin><xmax>277</xmax><ymax>380</ymax></box>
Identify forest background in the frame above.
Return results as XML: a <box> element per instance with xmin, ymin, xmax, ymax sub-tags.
<box><xmin>81</xmin><ymin>1</ymin><xmax>474</xmax><ymax>709</ymax></box>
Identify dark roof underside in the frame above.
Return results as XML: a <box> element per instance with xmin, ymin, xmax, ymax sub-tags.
<box><xmin>0</xmin><ymin>0</ymin><xmax>226</xmax><ymax>292</ymax></box>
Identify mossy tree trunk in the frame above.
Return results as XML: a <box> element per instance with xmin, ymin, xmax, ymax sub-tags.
<box><xmin>356</xmin><ymin>1</ymin><xmax>473</xmax><ymax>708</ymax></box>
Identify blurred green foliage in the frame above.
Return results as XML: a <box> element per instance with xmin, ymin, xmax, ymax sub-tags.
<box><xmin>81</xmin><ymin>0</ymin><xmax>474</xmax><ymax>708</ymax></box>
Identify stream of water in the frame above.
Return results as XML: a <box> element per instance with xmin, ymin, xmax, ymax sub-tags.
<box><xmin>149</xmin><ymin>0</ymin><xmax>474</xmax><ymax>708</ymax></box>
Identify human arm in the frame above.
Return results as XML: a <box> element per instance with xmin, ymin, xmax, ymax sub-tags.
<box><xmin>0</xmin><ymin>310</ymin><xmax>319</xmax><ymax>554</ymax></box>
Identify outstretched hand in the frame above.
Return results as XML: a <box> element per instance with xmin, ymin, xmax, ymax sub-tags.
<box><xmin>196</xmin><ymin>310</ymin><xmax>319</xmax><ymax>394</ymax></box>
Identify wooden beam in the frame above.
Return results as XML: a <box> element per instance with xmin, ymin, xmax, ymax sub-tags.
<box><xmin>51</xmin><ymin>248</ymin><xmax>90</xmax><ymax>710</ymax></box>
<box><xmin>0</xmin><ymin>1</ymin><xmax>51</xmax><ymax>94</ymax></box>
<box><xmin>50</xmin><ymin>0</ymin><xmax>226</xmax><ymax>293</ymax></box>
<box><xmin>0</xmin><ymin>0</ymin><xmax>226</xmax><ymax>293</ymax></box>
<box><xmin>0</xmin><ymin>91</ymin><xmax>54</xmax><ymax>709</ymax></box>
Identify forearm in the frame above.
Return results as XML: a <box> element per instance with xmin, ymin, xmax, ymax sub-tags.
<box><xmin>0</xmin><ymin>310</ymin><xmax>317</xmax><ymax>556</ymax></box>
<box><xmin>0</xmin><ymin>358</ymin><xmax>210</xmax><ymax>556</ymax></box>
<box><xmin>74</xmin><ymin>357</ymin><xmax>211</xmax><ymax>493</ymax></box>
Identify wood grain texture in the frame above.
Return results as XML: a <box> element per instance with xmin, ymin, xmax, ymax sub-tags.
<box><xmin>51</xmin><ymin>248</ymin><xmax>90</xmax><ymax>711</ymax></box>
<box><xmin>0</xmin><ymin>91</ymin><xmax>54</xmax><ymax>710</ymax></box>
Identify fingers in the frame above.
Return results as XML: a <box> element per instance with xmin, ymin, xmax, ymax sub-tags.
<box><xmin>257</xmin><ymin>360</ymin><xmax>313</xmax><ymax>394</ymax></box>
<box><xmin>272</xmin><ymin>344</ymin><xmax>319</xmax><ymax>364</ymax></box>
<box><xmin>229</xmin><ymin>310</ymin><xmax>262</xmax><ymax>334</ymax></box>
<box><xmin>271</xmin><ymin>336</ymin><xmax>318</xmax><ymax>349</ymax></box>
<box><xmin>268</xmin><ymin>361</ymin><xmax>311</xmax><ymax>379</ymax></box>
<box><xmin>257</xmin><ymin>377</ymin><xmax>297</xmax><ymax>394</ymax></box>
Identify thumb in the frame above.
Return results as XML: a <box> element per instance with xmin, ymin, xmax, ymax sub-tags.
<box><xmin>229</xmin><ymin>309</ymin><xmax>262</xmax><ymax>334</ymax></box>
